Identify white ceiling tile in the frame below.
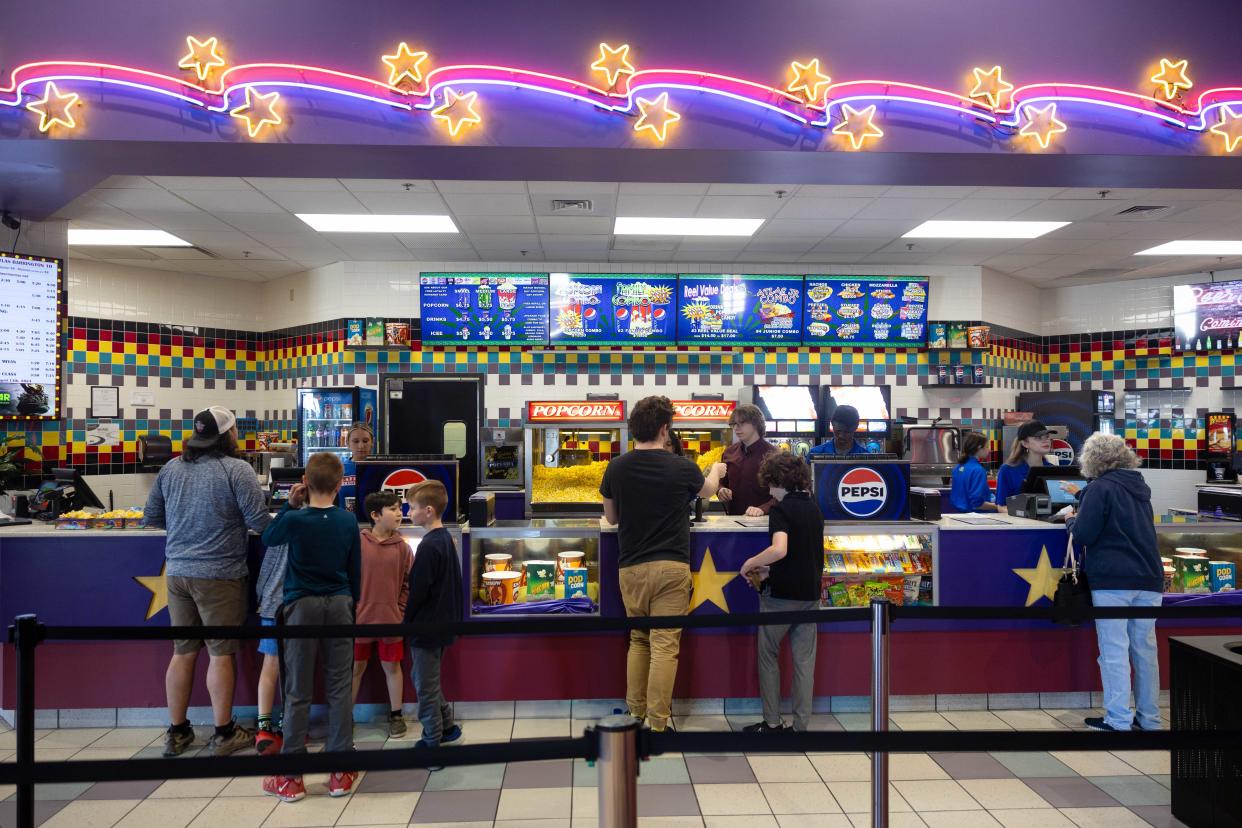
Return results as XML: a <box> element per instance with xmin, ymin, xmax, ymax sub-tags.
<box><xmin>413</xmin><ymin>249</ymin><xmax>482</xmax><ymax>261</ymax></box>
<box><xmin>981</xmin><ymin>254</ymin><xmax>1057</xmax><ymax>272</ymax></box>
<box><xmin>94</xmin><ymin>189</ymin><xmax>198</xmax><ymax>212</ymax></box>
<box><xmin>733</xmin><ymin>252</ymin><xmax>807</xmax><ymax>263</ymax></box>
<box><xmin>527</xmin><ymin>181</ymin><xmax>617</xmax><ymax>196</ymax></box>
<box><xmin>756</xmin><ymin>219</ymin><xmax>843</xmax><ymax>238</ymax></box>
<box><xmin>262</xmin><ymin>191</ymin><xmax>368</xmax><ymax>212</ymax></box>
<box><xmin>185</xmin><ymin>191</ymin><xmax>286</xmax><ymax>213</ymax></box>
<box><xmin>609</xmin><ymin>250</ymin><xmax>679</xmax><ymax>262</ymax></box>
<box><xmin>808</xmin><ymin>238</ymin><xmax>889</xmax><ymax>253</ymax></box>
<box><xmin>854</xmin><ymin>198</ymin><xmax>959</xmax><ymax>221</ymax></box>
<box><xmin>470</xmin><ymin>234</ymin><xmax>542</xmax><ymax>250</ymax></box>
<box><xmin>743</xmin><ymin>238</ymin><xmax>819</xmax><ymax>254</ymax></box>
<box><xmin>1035</xmin><ymin>221</ymin><xmax>1122</xmax><ymax>240</ymax></box>
<box><xmin>215</xmin><ymin>213</ymin><xmax>315</xmax><ymax>233</ymax></box>
<box><xmin>541</xmin><ymin>239</ymin><xmax>611</xmax><ymax>256</ymax></box>
<box><xmin>457</xmin><ymin>215</ymin><xmax>537</xmax><ymax>234</ymax></box>
<box><xmin>149</xmin><ymin>176</ymin><xmax>252</xmax><ymax>191</ymax></box>
<box><xmin>395</xmin><ymin>234</ymin><xmax>473</xmax><ymax>249</ymax></box>
<box><xmin>351</xmin><ymin>192</ymin><xmax>450</xmax><ymax>213</ymax></box>
<box><xmin>75</xmin><ymin>247</ymin><xmax>160</xmax><ymax>260</ymax></box>
<box><xmin>798</xmin><ymin>252</ymin><xmax>869</xmax><ymax>264</ymax></box>
<box><xmin>775</xmin><ymin>198</ymin><xmax>870</xmax><ymax>220</ymax></box>
<box><xmin>614</xmin><ymin>195</ymin><xmax>702</xmax><ymax>216</ymax></box>
<box><xmin>243</xmin><ymin>178</ymin><xmax>347</xmax><ymax>192</ymax></box>
<box><xmin>339</xmin><ymin>179</ymin><xmax>436</xmax><ymax>192</ymax></box>
<box><xmin>1164</xmin><ymin>203</ymin><xmax>1242</xmax><ymax>223</ymax></box>
<box><xmin>695</xmin><ymin>196</ymin><xmax>784</xmax><ymax>219</ymax></box>
<box><xmin>125</xmin><ymin>211</ymin><xmax>238</xmax><ymax>232</ymax></box>
<box><xmin>618</xmin><ymin>183</ymin><xmax>710</xmax><ymax>196</ymax></box>
<box><xmin>146</xmin><ymin>247</ymin><xmax>217</xmax><ymax>260</ymax></box>
<box><xmin>1011</xmin><ymin>200</ymin><xmax>1114</xmax><ymax>221</ymax></box>
<box><xmin>612</xmin><ymin>238</ymin><xmax>678</xmax><ymax>252</ymax></box>
<box><xmin>875</xmin><ymin>238</ymin><xmax>955</xmax><ymax>253</ymax></box>
<box><xmin>1143</xmin><ymin>188</ymin><xmax>1227</xmax><ymax>201</ymax></box>
<box><xmin>59</xmin><ymin>208</ymin><xmax>154</xmax><ymax>228</ymax></box>
<box><xmin>1015</xmin><ymin>237</ymin><xmax>1100</xmax><ymax>254</ymax></box>
<box><xmin>535</xmin><ymin>216</ymin><xmax>613</xmax><ymax>235</ymax></box>
<box><xmin>931</xmin><ymin>199</ymin><xmax>1045</xmax><ymax>220</ymax></box>
<box><xmin>706</xmin><ymin>184</ymin><xmax>799</xmax><ymax>196</ymax></box>
<box><xmin>883</xmin><ymin>186</ymin><xmax>978</xmax><ymax>199</ymax></box>
<box><xmin>441</xmin><ymin>193</ymin><xmax>533</xmax><ymax>215</ymax></box>
<box><xmin>99</xmin><ymin>176</ymin><xmax>163</xmax><ymax>189</ymax></box>
<box><xmin>434</xmin><ymin>180</ymin><xmax>527</xmax><ymax>194</ymax></box>
<box><xmin>830</xmin><ymin>219</ymin><xmax>915</xmax><ymax>238</ymax></box>
<box><xmin>796</xmin><ymin>185</ymin><xmax>890</xmax><ymax>198</ymax></box>
<box><xmin>973</xmin><ymin>187</ymin><xmax>1065</xmax><ymax>200</ymax></box>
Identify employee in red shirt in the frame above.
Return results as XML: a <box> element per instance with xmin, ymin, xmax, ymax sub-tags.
<box><xmin>718</xmin><ymin>404</ymin><xmax>777</xmax><ymax>516</ymax></box>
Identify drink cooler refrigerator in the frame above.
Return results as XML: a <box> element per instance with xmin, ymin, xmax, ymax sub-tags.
<box><xmin>296</xmin><ymin>386</ymin><xmax>378</xmax><ymax>467</ymax></box>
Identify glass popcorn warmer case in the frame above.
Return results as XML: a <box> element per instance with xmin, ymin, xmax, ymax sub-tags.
<box><xmin>466</xmin><ymin>519</ymin><xmax>602</xmax><ymax>616</ymax></box>
<box><xmin>524</xmin><ymin>399</ymin><xmax>629</xmax><ymax>516</ymax></box>
<box><xmin>671</xmin><ymin>399</ymin><xmax>736</xmax><ymax>500</ymax></box>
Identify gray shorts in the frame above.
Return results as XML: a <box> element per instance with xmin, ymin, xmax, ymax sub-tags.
<box><xmin>166</xmin><ymin>575</ymin><xmax>247</xmax><ymax>656</ymax></box>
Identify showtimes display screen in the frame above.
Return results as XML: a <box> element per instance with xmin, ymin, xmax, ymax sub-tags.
<box><xmin>0</xmin><ymin>252</ymin><xmax>61</xmax><ymax>419</ymax></box>
<box><xmin>676</xmin><ymin>274</ymin><xmax>804</xmax><ymax>345</ymax></box>
<box><xmin>549</xmin><ymin>273</ymin><xmax>677</xmax><ymax>345</ymax></box>
<box><xmin>1174</xmin><ymin>279</ymin><xmax>1242</xmax><ymax>351</ymax></box>
<box><xmin>419</xmin><ymin>273</ymin><xmax>550</xmax><ymax>345</ymax></box>
<box><xmin>802</xmin><ymin>276</ymin><xmax>928</xmax><ymax>346</ymax></box>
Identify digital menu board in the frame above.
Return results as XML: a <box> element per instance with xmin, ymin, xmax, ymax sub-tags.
<box><xmin>802</xmin><ymin>276</ymin><xmax>928</xmax><ymax>346</ymax></box>
<box><xmin>419</xmin><ymin>272</ymin><xmax>550</xmax><ymax>345</ymax></box>
<box><xmin>0</xmin><ymin>253</ymin><xmax>61</xmax><ymax>420</ymax></box>
<box><xmin>676</xmin><ymin>274</ymin><xmax>804</xmax><ymax>345</ymax></box>
<box><xmin>549</xmin><ymin>273</ymin><xmax>677</xmax><ymax>346</ymax></box>
<box><xmin>1173</xmin><ymin>279</ymin><xmax>1242</xmax><ymax>351</ymax></box>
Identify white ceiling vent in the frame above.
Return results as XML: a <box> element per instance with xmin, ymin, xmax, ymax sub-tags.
<box><xmin>1114</xmin><ymin>205</ymin><xmax>1174</xmax><ymax>220</ymax></box>
<box><xmin>550</xmin><ymin>199</ymin><xmax>595</xmax><ymax>213</ymax></box>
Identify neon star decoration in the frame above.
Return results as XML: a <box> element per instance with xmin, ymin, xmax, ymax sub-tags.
<box><xmin>832</xmin><ymin>103</ymin><xmax>883</xmax><ymax>149</ymax></box>
<box><xmin>591</xmin><ymin>42</ymin><xmax>635</xmax><ymax>89</ymax></box>
<box><xmin>1209</xmin><ymin>105</ymin><xmax>1242</xmax><ymax>152</ymax></box>
<box><xmin>1151</xmin><ymin>58</ymin><xmax>1192</xmax><ymax>100</ymax></box>
<box><xmin>969</xmin><ymin>65</ymin><xmax>1014</xmax><ymax>110</ymax></box>
<box><xmin>27</xmin><ymin>81</ymin><xmax>79</xmax><ymax>132</ymax></box>
<box><xmin>634</xmin><ymin>91</ymin><xmax>680</xmax><ymax>142</ymax></box>
<box><xmin>1012</xmin><ymin>547</ymin><xmax>1061</xmax><ymax>607</ymax></box>
<box><xmin>382</xmin><ymin>42</ymin><xmax>429</xmax><ymax>87</ymax></box>
<box><xmin>690</xmin><ymin>548</ymin><xmax>737</xmax><ymax>613</ymax></box>
<box><xmin>229</xmin><ymin>87</ymin><xmax>282</xmax><ymax>137</ymax></box>
<box><xmin>178</xmin><ymin>35</ymin><xmax>226</xmax><ymax>81</ymax></box>
<box><xmin>431</xmin><ymin>87</ymin><xmax>481</xmax><ymax>136</ymax></box>
<box><xmin>1018</xmin><ymin>102</ymin><xmax>1067</xmax><ymax>148</ymax></box>
<box><xmin>786</xmin><ymin>58</ymin><xmax>831</xmax><ymax>104</ymax></box>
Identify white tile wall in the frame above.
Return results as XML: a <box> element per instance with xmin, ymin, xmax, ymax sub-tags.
<box><xmin>6</xmin><ymin>218</ymin><xmax>68</xmax><ymax>261</ymax></box>
<box><xmin>981</xmin><ymin>267</ymin><xmax>1041</xmax><ymax>333</ymax></box>
<box><xmin>1038</xmin><ymin>267</ymin><xmax>1242</xmax><ymax>335</ymax></box>
<box><xmin>69</xmin><ymin>260</ymin><xmax>265</xmax><ymax>331</ymax></box>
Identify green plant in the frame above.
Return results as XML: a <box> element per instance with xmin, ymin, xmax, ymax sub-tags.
<box><xmin>0</xmin><ymin>435</ymin><xmax>29</xmax><ymax>493</ymax></box>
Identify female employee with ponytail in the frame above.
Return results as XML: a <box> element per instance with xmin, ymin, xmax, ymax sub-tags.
<box><xmin>949</xmin><ymin>431</ymin><xmax>997</xmax><ymax>512</ymax></box>
<box><xmin>995</xmin><ymin>420</ymin><xmax>1058</xmax><ymax>510</ymax></box>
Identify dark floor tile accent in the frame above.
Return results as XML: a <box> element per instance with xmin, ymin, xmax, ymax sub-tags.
<box><xmin>638</xmin><ymin>783</ymin><xmax>701</xmax><ymax>817</ymax></box>
<box><xmin>684</xmin><ymin>755</ymin><xmax>757</xmax><ymax>784</ymax></box>
<box><xmin>501</xmin><ymin>759</ymin><xmax>573</xmax><ymax>789</ymax></box>
<box><xmin>410</xmin><ymin>788</ymin><xmax>500</xmax><ymax>823</ymax></box>
<box><xmin>354</xmin><ymin>768</ymin><xmax>430</xmax><ymax>793</ymax></box>
<box><xmin>929</xmin><ymin>752</ymin><xmax>1015</xmax><ymax>779</ymax></box>
<box><xmin>1130</xmin><ymin>804</ymin><xmax>1190</xmax><ymax>827</ymax></box>
<box><xmin>1024</xmin><ymin>776</ymin><xmax>1120</xmax><ymax>808</ymax></box>
<box><xmin>78</xmin><ymin>779</ymin><xmax>164</xmax><ymax>799</ymax></box>
<box><xmin>0</xmin><ymin>799</ymin><xmax>68</xmax><ymax>827</ymax></box>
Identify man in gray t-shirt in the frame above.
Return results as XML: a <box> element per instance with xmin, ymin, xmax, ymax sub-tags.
<box><xmin>144</xmin><ymin>406</ymin><xmax>271</xmax><ymax>757</ymax></box>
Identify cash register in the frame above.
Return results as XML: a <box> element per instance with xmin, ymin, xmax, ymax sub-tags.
<box><xmin>1007</xmin><ymin>466</ymin><xmax>1085</xmax><ymax>520</ymax></box>
<box><xmin>268</xmin><ymin>466</ymin><xmax>304</xmax><ymax>509</ymax></box>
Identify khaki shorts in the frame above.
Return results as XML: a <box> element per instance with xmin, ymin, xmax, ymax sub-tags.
<box><xmin>167</xmin><ymin>575</ymin><xmax>247</xmax><ymax>656</ymax></box>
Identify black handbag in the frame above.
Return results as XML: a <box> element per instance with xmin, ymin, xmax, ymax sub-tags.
<box><xmin>1053</xmin><ymin>537</ymin><xmax>1092</xmax><ymax>626</ymax></box>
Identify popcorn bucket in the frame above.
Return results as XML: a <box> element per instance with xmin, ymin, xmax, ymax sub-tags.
<box><xmin>484</xmin><ymin>553</ymin><xmax>513</xmax><ymax>572</ymax></box>
<box><xmin>556</xmin><ymin>551</ymin><xmax>586</xmax><ymax>585</ymax></box>
<box><xmin>482</xmin><ymin>571</ymin><xmax>521</xmax><ymax>605</ymax></box>
<box><xmin>498</xmin><ymin>282</ymin><xmax>518</xmax><ymax>311</ymax></box>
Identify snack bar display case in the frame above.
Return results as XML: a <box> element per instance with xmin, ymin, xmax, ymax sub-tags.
<box><xmin>524</xmin><ymin>399</ymin><xmax>628</xmax><ymax>516</ymax></box>
<box><xmin>671</xmin><ymin>398</ymin><xmax>736</xmax><ymax>477</ymax></box>
<box><xmin>821</xmin><ymin>523</ymin><xmax>939</xmax><ymax>608</ymax></box>
<box><xmin>465</xmin><ymin>519</ymin><xmax>601</xmax><ymax>616</ymax></box>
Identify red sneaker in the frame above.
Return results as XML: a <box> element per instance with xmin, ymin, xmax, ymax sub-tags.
<box><xmin>328</xmin><ymin>771</ymin><xmax>358</xmax><ymax>797</ymax></box>
<box><xmin>262</xmin><ymin>774</ymin><xmax>305</xmax><ymax>802</ymax></box>
<box><xmin>256</xmin><ymin>730</ymin><xmax>283</xmax><ymax>755</ymax></box>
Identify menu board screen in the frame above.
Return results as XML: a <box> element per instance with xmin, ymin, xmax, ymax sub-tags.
<box><xmin>802</xmin><ymin>276</ymin><xmax>928</xmax><ymax>346</ymax></box>
<box><xmin>0</xmin><ymin>253</ymin><xmax>61</xmax><ymax>419</ymax></box>
<box><xmin>549</xmin><ymin>273</ymin><xmax>677</xmax><ymax>346</ymax></box>
<box><xmin>1173</xmin><ymin>279</ymin><xmax>1242</xmax><ymax>351</ymax></box>
<box><xmin>419</xmin><ymin>273</ymin><xmax>550</xmax><ymax>345</ymax></box>
<box><xmin>676</xmin><ymin>274</ymin><xmax>804</xmax><ymax>345</ymax></box>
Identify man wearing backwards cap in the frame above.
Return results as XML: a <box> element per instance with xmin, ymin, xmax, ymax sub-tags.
<box><xmin>808</xmin><ymin>405</ymin><xmax>874</xmax><ymax>456</ymax></box>
<box><xmin>145</xmin><ymin>406</ymin><xmax>272</xmax><ymax>758</ymax></box>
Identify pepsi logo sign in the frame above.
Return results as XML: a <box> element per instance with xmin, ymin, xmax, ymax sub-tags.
<box><xmin>379</xmin><ymin>468</ymin><xmax>427</xmax><ymax>498</ymax></box>
<box><xmin>837</xmin><ymin>467</ymin><xmax>888</xmax><ymax>517</ymax></box>
<box><xmin>1049</xmin><ymin>439</ymin><xmax>1075</xmax><ymax>464</ymax></box>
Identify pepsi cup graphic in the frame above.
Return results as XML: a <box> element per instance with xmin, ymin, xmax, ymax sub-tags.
<box><xmin>837</xmin><ymin>467</ymin><xmax>888</xmax><ymax>517</ymax></box>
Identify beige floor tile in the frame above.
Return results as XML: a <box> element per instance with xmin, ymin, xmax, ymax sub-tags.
<box><xmin>694</xmin><ymin>783</ymin><xmax>772</xmax><ymax>816</ymax></box>
<box><xmin>217</xmin><ymin>777</ymin><xmax>269</xmax><ymax>797</ymax></box>
<box><xmin>637</xmin><ymin>819</ymin><xmax>706</xmax><ymax>827</ymax></box>
<box><xmin>676</xmin><ymin>716</ymin><xmax>733</xmax><ymax>733</ymax></box>
<box><xmin>775</xmin><ymin>816</ymin><xmax>853</xmax><ymax>827</ymax></box>
<box><xmin>991</xmin><ymin>809</ymin><xmax>1077</xmax><ymax>827</ymax></box>
<box><xmin>459</xmin><ymin>718</ymin><xmax>513</xmax><ymax>743</ymax></box>
<box><xmin>511</xmin><ymin>718</ymin><xmax>571</xmax><ymax>740</ymax></box>
<box><xmin>890</xmin><ymin>754</ymin><xmax>950</xmax><ymax>781</ymax></box>
<box><xmin>71</xmin><ymin>746</ymin><xmax>142</xmax><ymax>761</ymax></box>
<box><xmin>761</xmin><ymin>781</ymin><xmax>841</xmax><ymax>814</ymax></box>
<box><xmin>41</xmin><ymin>799</ymin><xmax>140</xmax><ymax>827</ymax></box>
<box><xmin>828</xmin><ymin>782</ymin><xmax>913</xmax><ymax>814</ymax></box>
<box><xmin>747</xmin><ymin>755</ymin><xmax>820</xmax><ymax>782</ymax></box>
<box><xmin>959</xmin><ymin>779</ymin><xmax>1051</xmax><ymax>810</ymax></box>
<box><xmin>114</xmin><ymin>797</ymin><xmax>212</xmax><ymax>828</ymax></box>
<box><xmin>33</xmin><ymin>747</ymin><xmax>80</xmax><ymax>761</ymax></box>
<box><xmin>89</xmin><ymin>728</ymin><xmax>167</xmax><ymax>748</ymax></box>
<box><xmin>0</xmin><ymin>753</ymin><xmax>12</xmax><ymax>763</ymax></box>
<box><xmin>1110</xmin><ymin>749</ymin><xmax>1170</xmax><ymax>775</ymax></box>
<box><xmin>891</xmin><ymin>713</ymin><xmax>953</xmax><ymax>731</ymax></box>
<box><xmin>810</xmin><ymin>753</ymin><xmax>871</xmax><ymax>783</ymax></box>
<box><xmin>335</xmin><ymin>791</ymin><xmax>420</xmax><ymax>825</ymax></box>
<box><xmin>992</xmin><ymin>710</ymin><xmax>1068</xmax><ymax>730</ymax></box>
<box><xmin>149</xmin><ymin>777</ymin><xmax>233</xmax><ymax>798</ymax></box>
<box><xmin>847</xmin><ymin>813</ymin><xmax>927</xmax><ymax>827</ymax></box>
<box><xmin>940</xmin><ymin>711</ymin><xmax>1012</xmax><ymax>731</ymax></box>
<box><xmin>572</xmin><ymin>818</ymin><xmax>600</xmax><ymax>828</ymax></box>
<box><xmin>36</xmin><ymin>728</ymin><xmax>110</xmax><ymax>748</ymax></box>
<box><xmin>495</xmin><ymin>820</ymin><xmax>571</xmax><ymax>828</ymax></box>
<box><xmin>1059</xmin><ymin>807</ymin><xmax>1151</xmax><ymax>827</ymax></box>
<box><xmin>893</xmin><ymin>780</ymin><xmax>982</xmax><ymax>811</ymax></box>
<box><xmin>496</xmin><ymin>786</ymin><xmax>573</xmax><ymax>821</ymax></box>
<box><xmin>919</xmin><ymin>812</ymin><xmax>1002</xmax><ymax>827</ymax></box>
<box><xmin>187</xmin><ymin>796</ymin><xmax>279</xmax><ymax>828</ymax></box>
<box><xmin>406</xmin><ymin>823</ymin><xmax>491</xmax><ymax>827</ymax></box>
<box><xmin>0</xmin><ymin>784</ymin><xmax>11</xmax><ymax>799</ymax></box>
<box><xmin>261</xmin><ymin>794</ymin><xmax>348</xmax><ymax>827</ymax></box>
<box><xmin>703</xmin><ymin>818</ymin><xmax>778</xmax><ymax>827</ymax></box>
<box><xmin>1049</xmin><ymin>751</ymin><xmax>1143</xmax><ymax>777</ymax></box>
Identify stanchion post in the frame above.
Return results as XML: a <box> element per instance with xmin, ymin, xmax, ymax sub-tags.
<box><xmin>13</xmin><ymin>614</ymin><xmax>42</xmax><ymax>828</ymax></box>
<box><xmin>595</xmin><ymin>714</ymin><xmax>639</xmax><ymax>828</ymax></box>
<box><xmin>870</xmin><ymin>598</ymin><xmax>890</xmax><ymax>828</ymax></box>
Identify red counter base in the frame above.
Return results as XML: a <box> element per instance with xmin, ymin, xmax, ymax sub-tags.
<box><xmin>4</xmin><ymin>626</ymin><xmax>1234</xmax><ymax>710</ymax></box>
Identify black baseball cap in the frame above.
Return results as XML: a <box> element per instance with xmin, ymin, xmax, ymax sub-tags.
<box><xmin>831</xmin><ymin>404</ymin><xmax>861</xmax><ymax>430</ymax></box>
<box><xmin>1016</xmin><ymin>420</ymin><xmax>1051</xmax><ymax>441</ymax></box>
<box><xmin>186</xmin><ymin>406</ymin><xmax>237</xmax><ymax>448</ymax></box>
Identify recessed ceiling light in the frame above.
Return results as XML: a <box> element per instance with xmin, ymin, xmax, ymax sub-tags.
<box><xmin>902</xmin><ymin>220</ymin><xmax>1071</xmax><ymax>239</ymax></box>
<box><xmin>296</xmin><ymin>213</ymin><xmax>458</xmax><ymax>233</ymax></box>
<box><xmin>1136</xmin><ymin>240</ymin><xmax>1242</xmax><ymax>255</ymax></box>
<box><xmin>614</xmin><ymin>217</ymin><xmax>765</xmax><ymax>236</ymax></box>
<box><xmin>68</xmin><ymin>229</ymin><xmax>191</xmax><ymax>246</ymax></box>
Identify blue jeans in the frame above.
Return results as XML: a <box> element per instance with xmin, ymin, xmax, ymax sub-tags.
<box><xmin>1091</xmin><ymin>590</ymin><xmax>1162</xmax><ymax>731</ymax></box>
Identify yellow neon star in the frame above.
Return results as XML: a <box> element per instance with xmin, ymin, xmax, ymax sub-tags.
<box><xmin>1150</xmin><ymin>58</ymin><xmax>1192</xmax><ymax>100</ymax></box>
<box><xmin>431</xmin><ymin>88</ymin><xmax>481</xmax><ymax>137</ymax></box>
<box><xmin>1018</xmin><ymin>102</ymin><xmax>1067</xmax><ymax>149</ymax></box>
<box><xmin>1012</xmin><ymin>546</ymin><xmax>1061</xmax><ymax>607</ymax></box>
<box><xmin>786</xmin><ymin>58</ymin><xmax>831</xmax><ymax>105</ymax></box>
<box><xmin>690</xmin><ymin>547</ymin><xmax>738</xmax><ymax>613</ymax></box>
<box><xmin>831</xmin><ymin>103</ymin><xmax>883</xmax><ymax>149</ymax></box>
<box><xmin>27</xmin><ymin>82</ymin><xmax>79</xmax><ymax>133</ymax></box>
<box><xmin>591</xmin><ymin>42</ymin><xmax>635</xmax><ymax>89</ymax></box>
<box><xmin>1209</xmin><ymin>105</ymin><xmax>1242</xmax><ymax>153</ymax></box>
<box><xmin>382</xmin><ymin>41</ymin><xmax>429</xmax><ymax>87</ymax></box>
<box><xmin>634</xmin><ymin>92</ymin><xmax>680</xmax><ymax>143</ymax></box>
<box><xmin>134</xmin><ymin>563</ymin><xmax>169</xmax><ymax>620</ymax></box>
<box><xmin>969</xmin><ymin>65</ymin><xmax>1014</xmax><ymax>110</ymax></box>
<box><xmin>178</xmin><ymin>35</ymin><xmax>226</xmax><ymax>82</ymax></box>
<box><xmin>229</xmin><ymin>87</ymin><xmax>282</xmax><ymax>138</ymax></box>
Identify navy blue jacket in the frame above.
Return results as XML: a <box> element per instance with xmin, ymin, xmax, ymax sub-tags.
<box><xmin>1067</xmin><ymin>469</ymin><xmax>1163</xmax><ymax>592</ymax></box>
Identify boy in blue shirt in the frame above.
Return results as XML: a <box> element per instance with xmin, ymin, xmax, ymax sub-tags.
<box><xmin>261</xmin><ymin>452</ymin><xmax>361</xmax><ymax>803</ymax></box>
<box><xmin>809</xmin><ymin>405</ymin><xmax>874</xmax><ymax>456</ymax></box>
<box><xmin>950</xmin><ymin>431</ymin><xmax>997</xmax><ymax>512</ymax></box>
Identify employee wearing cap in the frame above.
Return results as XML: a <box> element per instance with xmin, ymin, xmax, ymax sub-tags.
<box><xmin>995</xmin><ymin>419</ymin><xmax>1060</xmax><ymax>510</ymax></box>
<box><xmin>808</xmin><ymin>405</ymin><xmax>874</xmax><ymax>456</ymax></box>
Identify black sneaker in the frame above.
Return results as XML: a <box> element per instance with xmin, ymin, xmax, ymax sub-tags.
<box><xmin>162</xmin><ymin>725</ymin><xmax>195</xmax><ymax>757</ymax></box>
<box><xmin>743</xmin><ymin>721</ymin><xmax>789</xmax><ymax>734</ymax></box>
<box><xmin>649</xmin><ymin>719</ymin><xmax>676</xmax><ymax>734</ymax></box>
<box><xmin>1084</xmin><ymin>716</ymin><xmax>1127</xmax><ymax>732</ymax></box>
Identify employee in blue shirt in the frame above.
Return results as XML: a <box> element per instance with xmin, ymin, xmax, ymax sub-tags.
<box><xmin>950</xmin><ymin>431</ymin><xmax>997</xmax><ymax>512</ymax></box>
<box><xmin>995</xmin><ymin>420</ymin><xmax>1059</xmax><ymax>510</ymax></box>
<box><xmin>809</xmin><ymin>405</ymin><xmax>874</xmax><ymax>456</ymax></box>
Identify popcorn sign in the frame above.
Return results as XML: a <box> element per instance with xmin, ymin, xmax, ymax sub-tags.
<box><xmin>526</xmin><ymin>401</ymin><xmax>626</xmax><ymax>422</ymax></box>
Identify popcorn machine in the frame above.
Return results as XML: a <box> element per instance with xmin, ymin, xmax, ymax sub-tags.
<box><xmin>524</xmin><ymin>398</ymin><xmax>629</xmax><ymax>516</ymax></box>
<box><xmin>671</xmin><ymin>398</ymin><xmax>736</xmax><ymax>475</ymax></box>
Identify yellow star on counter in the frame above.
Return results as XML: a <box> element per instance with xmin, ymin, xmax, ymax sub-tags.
<box><xmin>382</xmin><ymin>41</ymin><xmax>429</xmax><ymax>87</ymax></box>
<box><xmin>1012</xmin><ymin>546</ymin><xmax>1061</xmax><ymax>607</ymax></box>
<box><xmin>134</xmin><ymin>563</ymin><xmax>169</xmax><ymax>620</ymax></box>
<box><xmin>634</xmin><ymin>92</ymin><xmax>680</xmax><ymax>142</ymax></box>
<box><xmin>831</xmin><ymin>103</ymin><xmax>883</xmax><ymax>149</ymax></box>
<box><xmin>1150</xmin><ymin>58</ymin><xmax>1192</xmax><ymax>100</ymax></box>
<box><xmin>786</xmin><ymin>58</ymin><xmax>831</xmax><ymax>105</ymax></box>
<box><xmin>27</xmin><ymin>82</ymin><xmax>79</xmax><ymax>133</ymax></box>
<box><xmin>178</xmin><ymin>35</ymin><xmax>226</xmax><ymax>82</ymax></box>
<box><xmin>431</xmin><ymin>88</ymin><xmax>481</xmax><ymax>137</ymax></box>
<box><xmin>690</xmin><ymin>547</ymin><xmax>738</xmax><ymax>613</ymax></box>
<box><xmin>969</xmin><ymin>65</ymin><xmax>1013</xmax><ymax>110</ymax></box>
<box><xmin>1209</xmin><ymin>105</ymin><xmax>1242</xmax><ymax>153</ymax></box>
<box><xmin>1018</xmin><ymin>102</ymin><xmax>1066</xmax><ymax>149</ymax></box>
<box><xmin>591</xmin><ymin>42</ymin><xmax>635</xmax><ymax>89</ymax></box>
<box><xmin>230</xmin><ymin>87</ymin><xmax>282</xmax><ymax>138</ymax></box>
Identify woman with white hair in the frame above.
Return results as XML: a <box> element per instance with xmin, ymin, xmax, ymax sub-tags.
<box><xmin>1067</xmin><ymin>433</ymin><xmax>1164</xmax><ymax>732</ymax></box>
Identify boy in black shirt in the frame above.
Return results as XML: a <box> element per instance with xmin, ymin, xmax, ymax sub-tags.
<box><xmin>739</xmin><ymin>452</ymin><xmax>823</xmax><ymax>733</ymax></box>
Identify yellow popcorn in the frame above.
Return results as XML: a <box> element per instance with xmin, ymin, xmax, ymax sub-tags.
<box><xmin>531</xmin><ymin>460</ymin><xmax>610</xmax><ymax>504</ymax></box>
<box><xmin>696</xmin><ymin>445</ymin><xmax>725</xmax><ymax>473</ymax></box>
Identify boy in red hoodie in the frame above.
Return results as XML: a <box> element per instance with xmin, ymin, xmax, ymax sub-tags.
<box><xmin>351</xmin><ymin>491</ymin><xmax>414</xmax><ymax>737</ymax></box>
